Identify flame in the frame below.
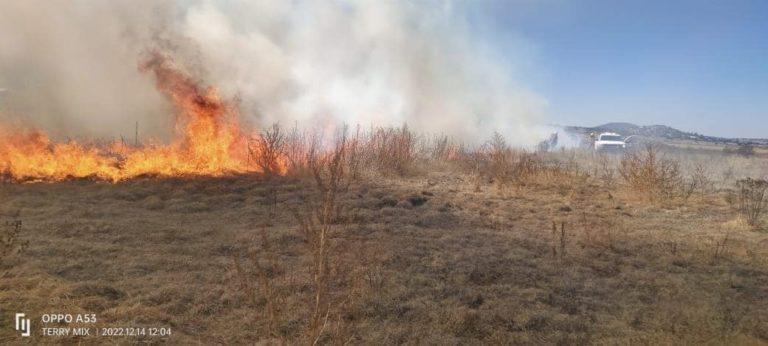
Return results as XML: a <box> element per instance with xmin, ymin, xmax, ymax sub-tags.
<box><xmin>0</xmin><ymin>54</ymin><xmax>282</xmax><ymax>182</ymax></box>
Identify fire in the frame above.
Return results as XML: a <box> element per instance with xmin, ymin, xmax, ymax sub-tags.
<box><xmin>0</xmin><ymin>53</ymin><xmax>280</xmax><ymax>182</ymax></box>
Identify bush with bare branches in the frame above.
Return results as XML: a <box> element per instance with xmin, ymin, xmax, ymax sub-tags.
<box><xmin>294</xmin><ymin>131</ymin><xmax>353</xmax><ymax>343</ymax></box>
<box><xmin>736</xmin><ymin>178</ymin><xmax>768</xmax><ymax>228</ymax></box>
<box><xmin>487</xmin><ymin>132</ymin><xmax>511</xmax><ymax>191</ymax></box>
<box><xmin>429</xmin><ymin>134</ymin><xmax>459</xmax><ymax>162</ymax></box>
<box><xmin>237</xmin><ymin>130</ymin><xmax>358</xmax><ymax>343</ymax></box>
<box><xmin>619</xmin><ymin>145</ymin><xmax>683</xmax><ymax>201</ymax></box>
<box><xmin>461</xmin><ymin>133</ymin><xmax>583</xmax><ymax>193</ymax></box>
<box><xmin>282</xmin><ymin>125</ymin><xmax>312</xmax><ymax>176</ymax></box>
<box><xmin>251</xmin><ymin>123</ymin><xmax>286</xmax><ymax>177</ymax></box>
<box><xmin>367</xmin><ymin>125</ymin><xmax>416</xmax><ymax>175</ymax></box>
<box><xmin>683</xmin><ymin>162</ymin><xmax>713</xmax><ymax>200</ymax></box>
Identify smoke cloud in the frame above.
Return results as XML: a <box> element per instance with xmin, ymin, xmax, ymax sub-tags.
<box><xmin>0</xmin><ymin>0</ymin><xmax>547</xmax><ymax>145</ymax></box>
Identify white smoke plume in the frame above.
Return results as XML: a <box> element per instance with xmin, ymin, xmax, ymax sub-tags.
<box><xmin>0</xmin><ymin>0</ymin><xmax>547</xmax><ymax>145</ymax></box>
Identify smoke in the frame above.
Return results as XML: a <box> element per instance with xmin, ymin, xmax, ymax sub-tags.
<box><xmin>0</xmin><ymin>1</ymin><xmax>174</xmax><ymax>139</ymax></box>
<box><xmin>0</xmin><ymin>0</ymin><xmax>547</xmax><ymax>145</ymax></box>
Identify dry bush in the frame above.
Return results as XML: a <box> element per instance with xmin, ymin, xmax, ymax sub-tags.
<box><xmin>429</xmin><ymin>134</ymin><xmax>460</xmax><ymax>162</ymax></box>
<box><xmin>461</xmin><ymin>133</ymin><xmax>583</xmax><ymax>193</ymax></box>
<box><xmin>344</xmin><ymin>126</ymin><xmax>363</xmax><ymax>181</ymax></box>
<box><xmin>458</xmin><ymin>133</ymin><xmax>511</xmax><ymax>192</ymax></box>
<box><xmin>283</xmin><ymin>125</ymin><xmax>312</xmax><ymax>177</ymax></box>
<box><xmin>293</xmin><ymin>131</ymin><xmax>353</xmax><ymax>343</ymax></box>
<box><xmin>366</xmin><ymin>125</ymin><xmax>416</xmax><ymax>176</ymax></box>
<box><xmin>736</xmin><ymin>178</ymin><xmax>768</xmax><ymax>228</ymax></box>
<box><xmin>260</xmin><ymin>124</ymin><xmax>464</xmax><ymax>179</ymax></box>
<box><xmin>683</xmin><ymin>162</ymin><xmax>713</xmax><ymax>199</ymax></box>
<box><xmin>595</xmin><ymin>152</ymin><xmax>617</xmax><ymax>188</ymax></box>
<box><xmin>618</xmin><ymin>145</ymin><xmax>683</xmax><ymax>201</ymax></box>
<box><xmin>532</xmin><ymin>150</ymin><xmax>582</xmax><ymax>184</ymax></box>
<box><xmin>460</xmin><ymin>146</ymin><xmax>487</xmax><ymax>192</ymax></box>
<box><xmin>235</xmin><ymin>130</ymin><xmax>363</xmax><ymax>343</ymax></box>
<box><xmin>251</xmin><ymin>123</ymin><xmax>286</xmax><ymax>177</ymax></box>
<box><xmin>487</xmin><ymin>132</ymin><xmax>511</xmax><ymax>191</ymax></box>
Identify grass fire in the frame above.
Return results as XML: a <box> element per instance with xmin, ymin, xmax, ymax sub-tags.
<box><xmin>0</xmin><ymin>54</ymin><xmax>277</xmax><ymax>182</ymax></box>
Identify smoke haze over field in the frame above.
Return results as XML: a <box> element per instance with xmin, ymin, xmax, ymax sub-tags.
<box><xmin>0</xmin><ymin>0</ymin><xmax>546</xmax><ymax>145</ymax></box>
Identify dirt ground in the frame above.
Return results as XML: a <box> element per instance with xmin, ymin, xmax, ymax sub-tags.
<box><xmin>1</xmin><ymin>151</ymin><xmax>767</xmax><ymax>344</ymax></box>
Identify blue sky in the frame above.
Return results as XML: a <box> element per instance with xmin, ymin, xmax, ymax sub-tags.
<box><xmin>464</xmin><ymin>0</ymin><xmax>768</xmax><ymax>138</ymax></box>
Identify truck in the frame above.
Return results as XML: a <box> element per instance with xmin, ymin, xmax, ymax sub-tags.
<box><xmin>593</xmin><ymin>132</ymin><xmax>627</xmax><ymax>151</ymax></box>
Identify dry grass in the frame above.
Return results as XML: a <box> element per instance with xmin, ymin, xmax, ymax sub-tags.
<box><xmin>1</xmin><ymin>128</ymin><xmax>767</xmax><ymax>344</ymax></box>
<box><xmin>0</xmin><ymin>220</ymin><xmax>25</xmax><ymax>275</ymax></box>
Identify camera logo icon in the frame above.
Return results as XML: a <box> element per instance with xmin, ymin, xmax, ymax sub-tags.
<box><xmin>15</xmin><ymin>313</ymin><xmax>31</xmax><ymax>337</ymax></box>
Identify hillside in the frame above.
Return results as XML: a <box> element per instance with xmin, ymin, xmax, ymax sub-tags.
<box><xmin>564</xmin><ymin>122</ymin><xmax>768</xmax><ymax>145</ymax></box>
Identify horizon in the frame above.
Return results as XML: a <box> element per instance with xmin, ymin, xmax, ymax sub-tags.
<box><xmin>559</xmin><ymin>121</ymin><xmax>764</xmax><ymax>139</ymax></box>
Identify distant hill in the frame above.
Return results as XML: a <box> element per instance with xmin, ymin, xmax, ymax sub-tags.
<box><xmin>564</xmin><ymin>122</ymin><xmax>768</xmax><ymax>146</ymax></box>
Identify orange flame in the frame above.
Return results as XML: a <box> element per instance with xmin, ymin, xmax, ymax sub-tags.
<box><xmin>0</xmin><ymin>54</ymin><xmax>279</xmax><ymax>182</ymax></box>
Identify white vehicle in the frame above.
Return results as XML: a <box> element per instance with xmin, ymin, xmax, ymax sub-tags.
<box><xmin>594</xmin><ymin>132</ymin><xmax>626</xmax><ymax>151</ymax></box>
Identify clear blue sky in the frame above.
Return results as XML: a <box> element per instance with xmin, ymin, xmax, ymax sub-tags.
<box><xmin>464</xmin><ymin>0</ymin><xmax>768</xmax><ymax>138</ymax></box>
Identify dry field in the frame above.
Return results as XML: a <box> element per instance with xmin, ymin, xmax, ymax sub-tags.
<box><xmin>1</xmin><ymin>129</ymin><xmax>767</xmax><ymax>344</ymax></box>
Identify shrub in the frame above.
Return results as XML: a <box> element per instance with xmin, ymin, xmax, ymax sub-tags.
<box><xmin>487</xmin><ymin>132</ymin><xmax>510</xmax><ymax>191</ymax></box>
<box><xmin>460</xmin><ymin>133</ymin><xmax>582</xmax><ymax>193</ymax></box>
<box><xmin>736</xmin><ymin>178</ymin><xmax>768</xmax><ymax>228</ymax></box>
<box><xmin>460</xmin><ymin>146</ymin><xmax>487</xmax><ymax>192</ymax></box>
<box><xmin>251</xmin><ymin>123</ymin><xmax>286</xmax><ymax>177</ymax></box>
<box><xmin>367</xmin><ymin>125</ymin><xmax>416</xmax><ymax>176</ymax></box>
<box><xmin>295</xmin><ymin>131</ymin><xmax>352</xmax><ymax>343</ymax></box>
<box><xmin>429</xmin><ymin>134</ymin><xmax>459</xmax><ymax>161</ymax></box>
<box><xmin>237</xmin><ymin>131</ymin><xmax>357</xmax><ymax>343</ymax></box>
<box><xmin>683</xmin><ymin>162</ymin><xmax>713</xmax><ymax>200</ymax></box>
<box><xmin>618</xmin><ymin>145</ymin><xmax>683</xmax><ymax>201</ymax></box>
<box><xmin>596</xmin><ymin>152</ymin><xmax>617</xmax><ymax>188</ymax></box>
<box><xmin>283</xmin><ymin>125</ymin><xmax>312</xmax><ymax>177</ymax></box>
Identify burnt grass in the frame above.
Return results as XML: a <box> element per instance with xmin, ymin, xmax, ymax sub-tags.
<box><xmin>1</xmin><ymin>169</ymin><xmax>767</xmax><ymax>344</ymax></box>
